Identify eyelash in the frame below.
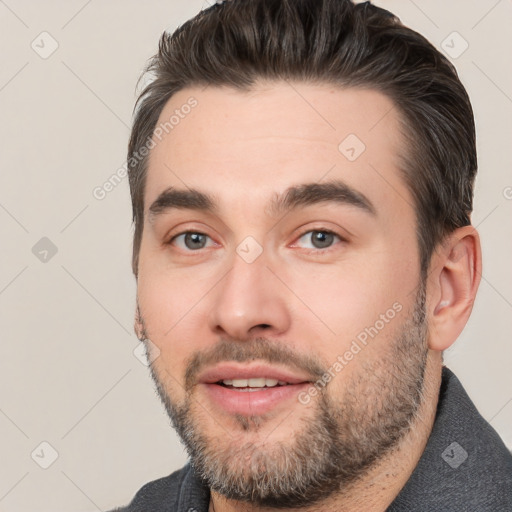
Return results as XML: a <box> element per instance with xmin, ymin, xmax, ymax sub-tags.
<box><xmin>168</xmin><ymin>228</ymin><xmax>345</xmax><ymax>254</ymax></box>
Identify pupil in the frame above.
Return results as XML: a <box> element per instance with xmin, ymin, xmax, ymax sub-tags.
<box><xmin>185</xmin><ymin>233</ymin><xmax>206</xmax><ymax>249</ymax></box>
<box><xmin>312</xmin><ymin>231</ymin><xmax>333</xmax><ymax>249</ymax></box>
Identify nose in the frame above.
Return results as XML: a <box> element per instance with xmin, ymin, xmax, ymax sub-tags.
<box><xmin>207</xmin><ymin>249</ymin><xmax>291</xmax><ymax>341</ymax></box>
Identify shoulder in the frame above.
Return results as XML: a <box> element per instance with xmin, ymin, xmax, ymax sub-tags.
<box><xmin>389</xmin><ymin>367</ymin><xmax>512</xmax><ymax>511</ymax></box>
<box><xmin>109</xmin><ymin>462</ymin><xmax>209</xmax><ymax>512</ymax></box>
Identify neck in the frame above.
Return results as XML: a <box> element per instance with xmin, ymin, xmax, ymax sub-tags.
<box><xmin>210</xmin><ymin>353</ymin><xmax>442</xmax><ymax>512</ymax></box>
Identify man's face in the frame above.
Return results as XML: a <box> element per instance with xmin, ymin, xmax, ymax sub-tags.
<box><xmin>136</xmin><ymin>82</ymin><xmax>429</xmax><ymax>506</ymax></box>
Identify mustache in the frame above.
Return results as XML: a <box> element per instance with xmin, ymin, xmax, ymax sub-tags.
<box><xmin>184</xmin><ymin>337</ymin><xmax>327</xmax><ymax>390</ymax></box>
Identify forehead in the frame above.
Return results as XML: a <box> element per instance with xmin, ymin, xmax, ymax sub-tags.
<box><xmin>144</xmin><ymin>81</ymin><xmax>412</xmax><ymax>218</ymax></box>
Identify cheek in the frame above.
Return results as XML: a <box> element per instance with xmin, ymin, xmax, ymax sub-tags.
<box><xmin>136</xmin><ymin>268</ymin><xmax>212</xmax><ymax>370</ymax></box>
<box><xmin>283</xmin><ymin>258</ymin><xmax>402</xmax><ymax>341</ymax></box>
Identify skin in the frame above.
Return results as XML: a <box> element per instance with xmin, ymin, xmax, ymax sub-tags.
<box><xmin>135</xmin><ymin>82</ymin><xmax>482</xmax><ymax>511</ymax></box>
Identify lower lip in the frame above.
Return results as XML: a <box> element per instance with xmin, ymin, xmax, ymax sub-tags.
<box><xmin>201</xmin><ymin>383</ymin><xmax>310</xmax><ymax>416</ymax></box>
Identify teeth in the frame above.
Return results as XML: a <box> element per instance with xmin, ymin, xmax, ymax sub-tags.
<box><xmin>222</xmin><ymin>378</ymin><xmax>283</xmax><ymax>388</ymax></box>
<box><xmin>248</xmin><ymin>378</ymin><xmax>266</xmax><ymax>387</ymax></box>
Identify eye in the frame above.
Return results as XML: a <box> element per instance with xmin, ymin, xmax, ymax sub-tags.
<box><xmin>295</xmin><ymin>230</ymin><xmax>342</xmax><ymax>250</ymax></box>
<box><xmin>170</xmin><ymin>231</ymin><xmax>215</xmax><ymax>251</ymax></box>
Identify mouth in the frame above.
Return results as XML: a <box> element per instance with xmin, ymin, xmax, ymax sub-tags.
<box><xmin>198</xmin><ymin>364</ymin><xmax>312</xmax><ymax>415</ymax></box>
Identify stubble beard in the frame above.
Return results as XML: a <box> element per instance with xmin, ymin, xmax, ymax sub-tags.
<box><xmin>143</xmin><ymin>285</ymin><xmax>428</xmax><ymax>508</ymax></box>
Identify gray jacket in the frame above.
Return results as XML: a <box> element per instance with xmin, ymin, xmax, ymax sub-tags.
<box><xmin>113</xmin><ymin>367</ymin><xmax>512</xmax><ymax>511</ymax></box>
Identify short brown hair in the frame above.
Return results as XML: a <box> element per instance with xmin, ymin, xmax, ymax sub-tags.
<box><xmin>127</xmin><ymin>0</ymin><xmax>477</xmax><ymax>276</ymax></box>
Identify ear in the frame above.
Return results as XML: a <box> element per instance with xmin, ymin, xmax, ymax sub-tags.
<box><xmin>134</xmin><ymin>302</ymin><xmax>145</xmax><ymax>341</ymax></box>
<box><xmin>427</xmin><ymin>226</ymin><xmax>482</xmax><ymax>351</ymax></box>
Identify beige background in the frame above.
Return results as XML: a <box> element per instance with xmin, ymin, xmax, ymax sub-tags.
<box><xmin>0</xmin><ymin>0</ymin><xmax>510</xmax><ymax>510</ymax></box>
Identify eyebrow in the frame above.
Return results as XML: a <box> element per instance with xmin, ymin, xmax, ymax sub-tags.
<box><xmin>149</xmin><ymin>187</ymin><xmax>216</xmax><ymax>219</ymax></box>
<box><xmin>148</xmin><ymin>179</ymin><xmax>376</xmax><ymax>221</ymax></box>
<box><xmin>268</xmin><ymin>180</ymin><xmax>376</xmax><ymax>217</ymax></box>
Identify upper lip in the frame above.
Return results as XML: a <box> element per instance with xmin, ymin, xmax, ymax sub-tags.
<box><xmin>198</xmin><ymin>363</ymin><xmax>312</xmax><ymax>385</ymax></box>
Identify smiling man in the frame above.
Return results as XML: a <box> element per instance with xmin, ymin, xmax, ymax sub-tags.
<box><xmin>114</xmin><ymin>1</ymin><xmax>512</xmax><ymax>511</ymax></box>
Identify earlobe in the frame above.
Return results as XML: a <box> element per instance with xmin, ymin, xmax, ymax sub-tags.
<box><xmin>428</xmin><ymin>226</ymin><xmax>482</xmax><ymax>351</ymax></box>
